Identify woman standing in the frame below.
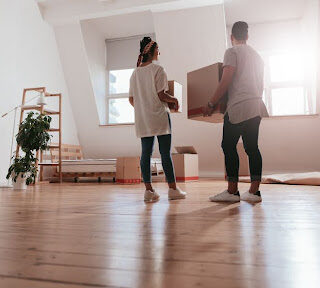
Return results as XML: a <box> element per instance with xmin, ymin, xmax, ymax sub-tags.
<box><xmin>129</xmin><ymin>37</ymin><xmax>186</xmax><ymax>203</ymax></box>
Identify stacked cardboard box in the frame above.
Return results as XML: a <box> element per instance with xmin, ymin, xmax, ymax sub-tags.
<box><xmin>187</xmin><ymin>63</ymin><xmax>227</xmax><ymax>123</ymax></box>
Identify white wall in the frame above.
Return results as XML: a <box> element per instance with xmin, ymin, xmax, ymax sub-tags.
<box><xmin>81</xmin><ymin>21</ymin><xmax>107</xmax><ymax>124</ymax></box>
<box><xmin>301</xmin><ymin>0</ymin><xmax>319</xmax><ymax>111</ymax></box>
<box><xmin>0</xmin><ymin>0</ymin><xmax>79</xmax><ymax>183</ymax></box>
<box><xmin>318</xmin><ymin>0</ymin><xmax>320</xmax><ymax>106</ymax></box>
<box><xmin>232</xmin><ymin>20</ymin><xmax>302</xmax><ymax>52</ymax></box>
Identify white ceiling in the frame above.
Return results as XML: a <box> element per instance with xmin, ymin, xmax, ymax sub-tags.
<box><xmin>37</xmin><ymin>0</ymin><xmax>309</xmax><ymax>26</ymax></box>
<box><xmin>84</xmin><ymin>11</ymin><xmax>155</xmax><ymax>39</ymax></box>
<box><xmin>37</xmin><ymin>0</ymin><xmax>223</xmax><ymax>25</ymax></box>
<box><xmin>224</xmin><ymin>0</ymin><xmax>306</xmax><ymax>25</ymax></box>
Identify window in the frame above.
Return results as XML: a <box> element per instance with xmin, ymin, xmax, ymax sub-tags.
<box><xmin>271</xmin><ymin>87</ymin><xmax>306</xmax><ymax>116</ymax></box>
<box><xmin>109</xmin><ymin>69</ymin><xmax>134</xmax><ymax>95</ymax></box>
<box><xmin>108</xmin><ymin>97</ymin><xmax>134</xmax><ymax>124</ymax></box>
<box><xmin>108</xmin><ymin>69</ymin><xmax>134</xmax><ymax>124</ymax></box>
<box><xmin>106</xmin><ymin>34</ymin><xmax>155</xmax><ymax>125</ymax></box>
<box><xmin>261</xmin><ymin>51</ymin><xmax>315</xmax><ymax>116</ymax></box>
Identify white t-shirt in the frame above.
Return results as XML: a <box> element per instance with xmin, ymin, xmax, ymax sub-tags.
<box><xmin>129</xmin><ymin>63</ymin><xmax>171</xmax><ymax>138</ymax></box>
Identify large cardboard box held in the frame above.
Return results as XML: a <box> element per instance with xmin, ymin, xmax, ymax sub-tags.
<box><xmin>116</xmin><ymin>157</ymin><xmax>141</xmax><ymax>184</ymax></box>
<box><xmin>187</xmin><ymin>63</ymin><xmax>227</xmax><ymax>123</ymax></box>
<box><xmin>172</xmin><ymin>146</ymin><xmax>199</xmax><ymax>182</ymax></box>
<box><xmin>167</xmin><ymin>80</ymin><xmax>182</xmax><ymax>113</ymax></box>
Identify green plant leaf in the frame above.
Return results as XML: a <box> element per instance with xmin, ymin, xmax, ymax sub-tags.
<box><xmin>7</xmin><ymin>112</ymin><xmax>52</xmax><ymax>185</ymax></box>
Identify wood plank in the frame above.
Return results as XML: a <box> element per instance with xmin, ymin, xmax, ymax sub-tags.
<box><xmin>0</xmin><ymin>180</ymin><xmax>319</xmax><ymax>288</ymax></box>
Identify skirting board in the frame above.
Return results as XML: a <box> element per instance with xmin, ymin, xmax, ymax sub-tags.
<box><xmin>0</xmin><ymin>182</ymin><xmax>12</xmax><ymax>188</ymax></box>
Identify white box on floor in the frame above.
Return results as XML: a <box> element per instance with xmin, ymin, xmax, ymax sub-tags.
<box><xmin>172</xmin><ymin>146</ymin><xmax>199</xmax><ymax>182</ymax></box>
<box><xmin>116</xmin><ymin>157</ymin><xmax>141</xmax><ymax>184</ymax></box>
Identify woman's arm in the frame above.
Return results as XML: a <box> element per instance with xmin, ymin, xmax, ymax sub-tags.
<box><xmin>129</xmin><ymin>96</ymin><xmax>134</xmax><ymax>107</ymax></box>
<box><xmin>158</xmin><ymin>91</ymin><xmax>179</xmax><ymax>111</ymax></box>
<box><xmin>158</xmin><ymin>91</ymin><xmax>176</xmax><ymax>104</ymax></box>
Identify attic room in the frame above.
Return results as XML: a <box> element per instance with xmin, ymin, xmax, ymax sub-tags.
<box><xmin>0</xmin><ymin>0</ymin><xmax>319</xmax><ymax>287</ymax></box>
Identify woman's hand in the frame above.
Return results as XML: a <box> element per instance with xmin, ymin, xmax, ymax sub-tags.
<box><xmin>158</xmin><ymin>91</ymin><xmax>179</xmax><ymax>111</ymax></box>
<box><xmin>129</xmin><ymin>96</ymin><xmax>134</xmax><ymax>107</ymax></box>
<box><xmin>173</xmin><ymin>98</ymin><xmax>179</xmax><ymax>112</ymax></box>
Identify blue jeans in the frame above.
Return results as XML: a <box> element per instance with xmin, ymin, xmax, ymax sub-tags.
<box><xmin>140</xmin><ymin>134</ymin><xmax>176</xmax><ymax>183</ymax></box>
<box><xmin>140</xmin><ymin>114</ymin><xmax>175</xmax><ymax>184</ymax></box>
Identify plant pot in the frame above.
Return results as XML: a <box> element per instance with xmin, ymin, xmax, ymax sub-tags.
<box><xmin>12</xmin><ymin>174</ymin><xmax>27</xmax><ymax>190</ymax></box>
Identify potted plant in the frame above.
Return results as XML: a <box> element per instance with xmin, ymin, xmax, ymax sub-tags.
<box><xmin>7</xmin><ymin>155</ymin><xmax>38</xmax><ymax>190</ymax></box>
<box><xmin>7</xmin><ymin>112</ymin><xmax>52</xmax><ymax>189</ymax></box>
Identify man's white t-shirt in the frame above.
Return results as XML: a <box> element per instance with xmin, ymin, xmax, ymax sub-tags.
<box><xmin>223</xmin><ymin>44</ymin><xmax>269</xmax><ymax>124</ymax></box>
<box><xmin>129</xmin><ymin>63</ymin><xmax>171</xmax><ymax>138</ymax></box>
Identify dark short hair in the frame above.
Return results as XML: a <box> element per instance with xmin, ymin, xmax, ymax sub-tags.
<box><xmin>231</xmin><ymin>21</ymin><xmax>248</xmax><ymax>41</ymax></box>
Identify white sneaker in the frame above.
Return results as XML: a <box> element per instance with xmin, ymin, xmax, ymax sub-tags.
<box><xmin>144</xmin><ymin>190</ymin><xmax>160</xmax><ymax>203</ymax></box>
<box><xmin>168</xmin><ymin>188</ymin><xmax>187</xmax><ymax>200</ymax></box>
<box><xmin>209</xmin><ymin>190</ymin><xmax>240</xmax><ymax>202</ymax></box>
<box><xmin>241</xmin><ymin>191</ymin><xmax>262</xmax><ymax>203</ymax></box>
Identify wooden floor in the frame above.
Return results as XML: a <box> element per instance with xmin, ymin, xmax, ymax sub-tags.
<box><xmin>0</xmin><ymin>179</ymin><xmax>320</xmax><ymax>288</ymax></box>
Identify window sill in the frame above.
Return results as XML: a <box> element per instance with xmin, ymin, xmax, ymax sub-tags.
<box><xmin>264</xmin><ymin>114</ymin><xmax>319</xmax><ymax>120</ymax></box>
<box><xmin>99</xmin><ymin>123</ymin><xmax>134</xmax><ymax>127</ymax></box>
<box><xmin>99</xmin><ymin>114</ymin><xmax>320</xmax><ymax>127</ymax></box>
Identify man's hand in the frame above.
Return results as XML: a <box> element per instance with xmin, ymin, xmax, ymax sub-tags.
<box><xmin>203</xmin><ymin>105</ymin><xmax>214</xmax><ymax>117</ymax></box>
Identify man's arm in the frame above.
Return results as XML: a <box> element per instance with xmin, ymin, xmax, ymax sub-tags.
<box><xmin>210</xmin><ymin>66</ymin><xmax>235</xmax><ymax>105</ymax></box>
<box><xmin>203</xmin><ymin>66</ymin><xmax>235</xmax><ymax>116</ymax></box>
<box><xmin>129</xmin><ymin>96</ymin><xmax>134</xmax><ymax>107</ymax></box>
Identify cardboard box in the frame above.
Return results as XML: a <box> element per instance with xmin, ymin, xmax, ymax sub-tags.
<box><xmin>187</xmin><ymin>63</ymin><xmax>227</xmax><ymax>123</ymax></box>
<box><xmin>172</xmin><ymin>146</ymin><xmax>199</xmax><ymax>182</ymax></box>
<box><xmin>167</xmin><ymin>80</ymin><xmax>182</xmax><ymax>113</ymax></box>
<box><xmin>116</xmin><ymin>157</ymin><xmax>141</xmax><ymax>184</ymax></box>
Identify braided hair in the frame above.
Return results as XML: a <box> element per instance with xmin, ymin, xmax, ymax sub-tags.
<box><xmin>137</xmin><ymin>37</ymin><xmax>158</xmax><ymax>67</ymax></box>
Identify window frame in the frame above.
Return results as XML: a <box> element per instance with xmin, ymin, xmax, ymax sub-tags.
<box><xmin>106</xmin><ymin>68</ymin><xmax>135</xmax><ymax>125</ymax></box>
<box><xmin>261</xmin><ymin>50</ymin><xmax>315</xmax><ymax>117</ymax></box>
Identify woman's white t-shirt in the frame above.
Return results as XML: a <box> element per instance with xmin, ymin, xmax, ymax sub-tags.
<box><xmin>129</xmin><ymin>63</ymin><xmax>171</xmax><ymax>138</ymax></box>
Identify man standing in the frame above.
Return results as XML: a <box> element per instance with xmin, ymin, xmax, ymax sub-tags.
<box><xmin>204</xmin><ymin>21</ymin><xmax>269</xmax><ymax>203</ymax></box>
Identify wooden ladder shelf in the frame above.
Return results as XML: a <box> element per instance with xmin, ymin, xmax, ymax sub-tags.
<box><xmin>16</xmin><ymin>87</ymin><xmax>62</xmax><ymax>183</ymax></box>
